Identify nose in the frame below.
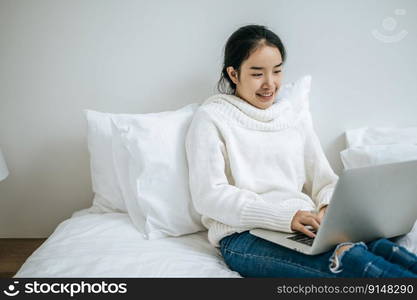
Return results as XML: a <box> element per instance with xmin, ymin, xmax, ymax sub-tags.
<box><xmin>262</xmin><ymin>74</ymin><xmax>274</xmax><ymax>89</ymax></box>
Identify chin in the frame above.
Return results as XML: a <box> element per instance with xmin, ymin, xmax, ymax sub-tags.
<box><xmin>255</xmin><ymin>102</ymin><xmax>272</xmax><ymax>110</ymax></box>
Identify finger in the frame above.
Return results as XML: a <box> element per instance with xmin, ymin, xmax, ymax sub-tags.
<box><xmin>297</xmin><ymin>224</ymin><xmax>316</xmax><ymax>238</ymax></box>
<box><xmin>310</xmin><ymin>213</ymin><xmax>321</xmax><ymax>225</ymax></box>
<box><xmin>301</xmin><ymin>220</ymin><xmax>319</xmax><ymax>233</ymax></box>
<box><xmin>302</xmin><ymin>226</ymin><xmax>316</xmax><ymax>238</ymax></box>
<box><xmin>308</xmin><ymin>219</ymin><xmax>320</xmax><ymax>232</ymax></box>
<box><xmin>294</xmin><ymin>212</ymin><xmax>320</xmax><ymax>234</ymax></box>
<box><xmin>319</xmin><ymin>212</ymin><xmax>326</xmax><ymax>224</ymax></box>
<box><xmin>299</xmin><ymin>212</ymin><xmax>314</xmax><ymax>222</ymax></box>
<box><xmin>301</xmin><ymin>213</ymin><xmax>320</xmax><ymax>226</ymax></box>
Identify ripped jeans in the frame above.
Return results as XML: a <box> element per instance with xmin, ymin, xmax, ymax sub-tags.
<box><xmin>219</xmin><ymin>231</ymin><xmax>417</xmax><ymax>277</ymax></box>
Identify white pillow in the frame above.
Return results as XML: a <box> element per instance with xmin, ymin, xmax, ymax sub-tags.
<box><xmin>111</xmin><ymin>119</ymin><xmax>146</xmax><ymax>233</ymax></box>
<box><xmin>84</xmin><ymin>110</ymin><xmax>127</xmax><ymax>213</ymax></box>
<box><xmin>345</xmin><ymin>127</ymin><xmax>417</xmax><ymax>148</ymax></box>
<box><xmin>340</xmin><ymin>144</ymin><xmax>417</xmax><ymax>169</ymax></box>
<box><xmin>111</xmin><ymin>103</ymin><xmax>206</xmax><ymax>239</ymax></box>
<box><xmin>277</xmin><ymin>75</ymin><xmax>312</xmax><ymax>113</ymax></box>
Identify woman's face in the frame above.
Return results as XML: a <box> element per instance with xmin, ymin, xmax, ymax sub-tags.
<box><xmin>227</xmin><ymin>45</ymin><xmax>283</xmax><ymax>109</ymax></box>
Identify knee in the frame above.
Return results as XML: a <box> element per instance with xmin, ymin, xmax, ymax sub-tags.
<box><xmin>329</xmin><ymin>241</ymin><xmax>368</xmax><ymax>274</ymax></box>
<box><xmin>336</xmin><ymin>244</ymin><xmax>354</xmax><ymax>257</ymax></box>
<box><xmin>367</xmin><ymin>238</ymin><xmax>392</xmax><ymax>253</ymax></box>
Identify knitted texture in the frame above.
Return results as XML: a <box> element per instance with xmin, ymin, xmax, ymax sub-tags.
<box><xmin>185</xmin><ymin>82</ymin><xmax>338</xmax><ymax>248</ymax></box>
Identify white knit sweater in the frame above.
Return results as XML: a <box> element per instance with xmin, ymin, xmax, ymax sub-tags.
<box><xmin>185</xmin><ymin>90</ymin><xmax>338</xmax><ymax>248</ymax></box>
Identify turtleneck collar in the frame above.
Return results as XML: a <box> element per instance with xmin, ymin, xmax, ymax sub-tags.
<box><xmin>201</xmin><ymin>93</ymin><xmax>295</xmax><ymax>131</ymax></box>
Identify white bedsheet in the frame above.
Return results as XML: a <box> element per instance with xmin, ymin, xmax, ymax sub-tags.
<box><xmin>16</xmin><ymin>208</ymin><xmax>416</xmax><ymax>278</ymax></box>
<box><xmin>14</xmin><ymin>210</ymin><xmax>241</xmax><ymax>278</ymax></box>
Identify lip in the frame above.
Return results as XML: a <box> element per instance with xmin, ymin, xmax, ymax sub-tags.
<box><xmin>256</xmin><ymin>91</ymin><xmax>275</xmax><ymax>102</ymax></box>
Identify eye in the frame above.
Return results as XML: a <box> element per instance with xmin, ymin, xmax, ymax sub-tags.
<box><xmin>274</xmin><ymin>70</ymin><xmax>281</xmax><ymax>74</ymax></box>
<box><xmin>252</xmin><ymin>74</ymin><xmax>262</xmax><ymax>77</ymax></box>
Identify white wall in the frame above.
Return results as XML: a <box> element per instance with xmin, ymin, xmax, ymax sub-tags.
<box><xmin>1</xmin><ymin>0</ymin><xmax>416</xmax><ymax>237</ymax></box>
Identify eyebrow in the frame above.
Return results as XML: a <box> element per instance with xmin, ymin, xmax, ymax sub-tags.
<box><xmin>249</xmin><ymin>63</ymin><xmax>283</xmax><ymax>70</ymax></box>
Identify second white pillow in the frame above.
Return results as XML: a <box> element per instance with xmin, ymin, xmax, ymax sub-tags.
<box><xmin>111</xmin><ymin>103</ymin><xmax>206</xmax><ymax>239</ymax></box>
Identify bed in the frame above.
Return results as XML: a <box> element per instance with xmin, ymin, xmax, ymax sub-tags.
<box><xmin>14</xmin><ymin>206</ymin><xmax>417</xmax><ymax>278</ymax></box>
<box><xmin>14</xmin><ymin>208</ymin><xmax>241</xmax><ymax>278</ymax></box>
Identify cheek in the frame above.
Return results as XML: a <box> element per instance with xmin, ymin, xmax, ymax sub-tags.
<box><xmin>242</xmin><ymin>77</ymin><xmax>259</xmax><ymax>93</ymax></box>
<box><xmin>274</xmin><ymin>78</ymin><xmax>282</xmax><ymax>90</ymax></box>
<box><xmin>250</xmin><ymin>79</ymin><xmax>264</xmax><ymax>91</ymax></box>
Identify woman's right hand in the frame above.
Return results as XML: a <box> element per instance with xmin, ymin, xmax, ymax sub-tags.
<box><xmin>290</xmin><ymin>210</ymin><xmax>321</xmax><ymax>238</ymax></box>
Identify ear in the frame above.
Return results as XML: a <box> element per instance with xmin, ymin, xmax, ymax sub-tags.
<box><xmin>226</xmin><ymin>66</ymin><xmax>239</xmax><ymax>85</ymax></box>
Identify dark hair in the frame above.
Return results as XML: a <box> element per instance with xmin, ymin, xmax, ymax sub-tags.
<box><xmin>217</xmin><ymin>24</ymin><xmax>286</xmax><ymax>95</ymax></box>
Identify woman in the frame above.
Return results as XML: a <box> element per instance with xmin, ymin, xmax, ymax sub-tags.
<box><xmin>185</xmin><ymin>24</ymin><xmax>417</xmax><ymax>277</ymax></box>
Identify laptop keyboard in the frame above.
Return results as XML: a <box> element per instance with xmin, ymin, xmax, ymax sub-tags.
<box><xmin>287</xmin><ymin>233</ymin><xmax>315</xmax><ymax>246</ymax></box>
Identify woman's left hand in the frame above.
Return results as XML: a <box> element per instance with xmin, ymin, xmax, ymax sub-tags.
<box><xmin>317</xmin><ymin>205</ymin><xmax>327</xmax><ymax>224</ymax></box>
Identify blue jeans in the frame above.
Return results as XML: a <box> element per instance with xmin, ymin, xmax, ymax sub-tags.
<box><xmin>219</xmin><ymin>231</ymin><xmax>417</xmax><ymax>277</ymax></box>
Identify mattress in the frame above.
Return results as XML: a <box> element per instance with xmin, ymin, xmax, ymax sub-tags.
<box><xmin>14</xmin><ymin>209</ymin><xmax>241</xmax><ymax>278</ymax></box>
<box><xmin>15</xmin><ymin>208</ymin><xmax>417</xmax><ymax>278</ymax></box>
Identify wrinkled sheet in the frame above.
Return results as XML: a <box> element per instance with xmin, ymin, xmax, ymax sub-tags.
<box><xmin>15</xmin><ymin>211</ymin><xmax>241</xmax><ymax>278</ymax></box>
<box><xmin>14</xmin><ymin>209</ymin><xmax>417</xmax><ymax>278</ymax></box>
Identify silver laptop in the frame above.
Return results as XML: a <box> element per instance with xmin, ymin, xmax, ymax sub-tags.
<box><xmin>249</xmin><ymin>159</ymin><xmax>417</xmax><ymax>255</ymax></box>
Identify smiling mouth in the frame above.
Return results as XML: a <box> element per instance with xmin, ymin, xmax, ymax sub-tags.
<box><xmin>256</xmin><ymin>91</ymin><xmax>275</xmax><ymax>101</ymax></box>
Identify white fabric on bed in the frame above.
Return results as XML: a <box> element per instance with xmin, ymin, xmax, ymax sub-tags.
<box><xmin>344</xmin><ymin>127</ymin><xmax>417</xmax><ymax>148</ymax></box>
<box><xmin>110</xmin><ymin>103</ymin><xmax>205</xmax><ymax>239</ymax></box>
<box><xmin>14</xmin><ymin>210</ymin><xmax>241</xmax><ymax>278</ymax></box>
<box><xmin>84</xmin><ymin>110</ymin><xmax>128</xmax><ymax>213</ymax></box>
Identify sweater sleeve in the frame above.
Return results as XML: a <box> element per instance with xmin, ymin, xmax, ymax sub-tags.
<box><xmin>185</xmin><ymin>109</ymin><xmax>315</xmax><ymax>233</ymax></box>
<box><xmin>301</xmin><ymin>111</ymin><xmax>339</xmax><ymax>211</ymax></box>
